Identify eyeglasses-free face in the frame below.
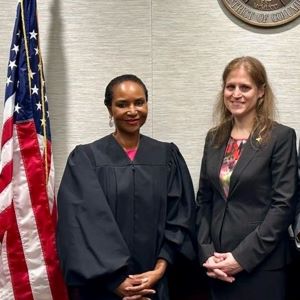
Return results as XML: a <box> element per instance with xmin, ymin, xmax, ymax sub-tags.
<box><xmin>108</xmin><ymin>80</ymin><xmax>148</xmax><ymax>135</ymax></box>
<box><xmin>223</xmin><ymin>66</ymin><xmax>264</xmax><ymax>122</ymax></box>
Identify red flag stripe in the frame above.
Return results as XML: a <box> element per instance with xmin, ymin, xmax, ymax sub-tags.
<box><xmin>0</xmin><ymin>206</ymin><xmax>12</xmax><ymax>239</ymax></box>
<box><xmin>1</xmin><ymin>117</ymin><xmax>13</xmax><ymax>148</ymax></box>
<box><xmin>0</xmin><ymin>161</ymin><xmax>13</xmax><ymax>194</ymax></box>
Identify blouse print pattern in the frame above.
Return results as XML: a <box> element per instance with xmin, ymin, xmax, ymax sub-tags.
<box><xmin>220</xmin><ymin>137</ymin><xmax>247</xmax><ymax>198</ymax></box>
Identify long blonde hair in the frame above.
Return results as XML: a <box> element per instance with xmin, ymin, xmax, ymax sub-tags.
<box><xmin>211</xmin><ymin>56</ymin><xmax>277</xmax><ymax>147</ymax></box>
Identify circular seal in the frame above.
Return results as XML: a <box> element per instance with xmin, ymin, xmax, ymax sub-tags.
<box><xmin>221</xmin><ymin>0</ymin><xmax>300</xmax><ymax>27</ymax></box>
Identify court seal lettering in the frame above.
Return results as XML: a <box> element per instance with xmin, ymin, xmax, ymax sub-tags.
<box><xmin>221</xmin><ymin>0</ymin><xmax>300</xmax><ymax>27</ymax></box>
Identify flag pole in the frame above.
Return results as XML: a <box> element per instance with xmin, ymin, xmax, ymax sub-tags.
<box><xmin>36</xmin><ymin>9</ymin><xmax>48</xmax><ymax>181</ymax></box>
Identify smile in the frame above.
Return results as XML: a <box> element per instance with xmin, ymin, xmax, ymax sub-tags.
<box><xmin>230</xmin><ymin>101</ymin><xmax>244</xmax><ymax>105</ymax></box>
<box><xmin>125</xmin><ymin>119</ymin><xmax>140</xmax><ymax>125</ymax></box>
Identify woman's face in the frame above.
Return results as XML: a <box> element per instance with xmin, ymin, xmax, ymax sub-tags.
<box><xmin>109</xmin><ymin>80</ymin><xmax>148</xmax><ymax>135</ymax></box>
<box><xmin>223</xmin><ymin>66</ymin><xmax>264</xmax><ymax>121</ymax></box>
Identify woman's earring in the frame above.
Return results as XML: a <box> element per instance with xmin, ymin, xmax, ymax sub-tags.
<box><xmin>109</xmin><ymin>115</ymin><xmax>114</xmax><ymax>128</ymax></box>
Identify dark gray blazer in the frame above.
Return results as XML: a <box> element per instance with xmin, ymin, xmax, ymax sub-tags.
<box><xmin>292</xmin><ymin>140</ymin><xmax>300</xmax><ymax>243</ymax></box>
<box><xmin>196</xmin><ymin>122</ymin><xmax>298</xmax><ymax>273</ymax></box>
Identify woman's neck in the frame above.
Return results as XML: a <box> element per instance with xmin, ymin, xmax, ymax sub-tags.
<box><xmin>113</xmin><ymin>131</ymin><xmax>140</xmax><ymax>150</ymax></box>
<box><xmin>231</xmin><ymin>116</ymin><xmax>255</xmax><ymax>139</ymax></box>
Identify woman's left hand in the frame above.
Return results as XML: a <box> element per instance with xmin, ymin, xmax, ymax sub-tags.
<box><xmin>204</xmin><ymin>252</ymin><xmax>243</xmax><ymax>276</ymax></box>
<box><xmin>123</xmin><ymin>259</ymin><xmax>167</xmax><ymax>299</ymax></box>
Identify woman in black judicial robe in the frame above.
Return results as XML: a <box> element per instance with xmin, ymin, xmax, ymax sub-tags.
<box><xmin>57</xmin><ymin>74</ymin><xmax>196</xmax><ymax>300</ymax></box>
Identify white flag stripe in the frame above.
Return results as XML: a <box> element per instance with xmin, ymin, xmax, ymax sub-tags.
<box><xmin>0</xmin><ymin>182</ymin><xmax>12</xmax><ymax>214</ymax></box>
<box><xmin>48</xmin><ymin>155</ymin><xmax>55</xmax><ymax>212</ymax></box>
<box><xmin>37</xmin><ymin>134</ymin><xmax>45</xmax><ymax>157</ymax></box>
<box><xmin>0</xmin><ymin>138</ymin><xmax>13</xmax><ymax>173</ymax></box>
<box><xmin>0</xmin><ymin>234</ymin><xmax>14</xmax><ymax>300</ymax></box>
<box><xmin>37</xmin><ymin>135</ymin><xmax>55</xmax><ymax>213</ymax></box>
<box><xmin>2</xmin><ymin>94</ymin><xmax>15</xmax><ymax>124</ymax></box>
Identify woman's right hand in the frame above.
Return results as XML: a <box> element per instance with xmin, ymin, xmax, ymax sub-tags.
<box><xmin>203</xmin><ymin>255</ymin><xmax>235</xmax><ymax>283</ymax></box>
<box><xmin>115</xmin><ymin>277</ymin><xmax>155</xmax><ymax>300</ymax></box>
<box><xmin>120</xmin><ymin>259</ymin><xmax>166</xmax><ymax>299</ymax></box>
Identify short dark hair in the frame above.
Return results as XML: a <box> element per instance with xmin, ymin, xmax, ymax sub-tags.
<box><xmin>104</xmin><ymin>74</ymin><xmax>148</xmax><ymax>107</ymax></box>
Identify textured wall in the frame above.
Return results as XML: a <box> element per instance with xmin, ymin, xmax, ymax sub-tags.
<box><xmin>1</xmin><ymin>0</ymin><xmax>300</xmax><ymax>190</ymax></box>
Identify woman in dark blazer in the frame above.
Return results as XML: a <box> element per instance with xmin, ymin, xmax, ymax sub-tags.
<box><xmin>196</xmin><ymin>56</ymin><xmax>298</xmax><ymax>300</ymax></box>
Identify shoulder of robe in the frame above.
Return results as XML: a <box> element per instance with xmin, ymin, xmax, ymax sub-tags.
<box><xmin>68</xmin><ymin>135</ymin><xmax>111</xmax><ymax>165</ymax></box>
<box><xmin>142</xmin><ymin>135</ymin><xmax>183</xmax><ymax>152</ymax></box>
<box><xmin>141</xmin><ymin>134</ymin><xmax>170</xmax><ymax>151</ymax></box>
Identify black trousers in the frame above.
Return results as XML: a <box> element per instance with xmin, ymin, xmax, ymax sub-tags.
<box><xmin>210</xmin><ymin>267</ymin><xmax>286</xmax><ymax>300</ymax></box>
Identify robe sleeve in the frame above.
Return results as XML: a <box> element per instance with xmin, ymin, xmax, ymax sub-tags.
<box><xmin>158</xmin><ymin>143</ymin><xmax>196</xmax><ymax>263</ymax></box>
<box><xmin>195</xmin><ymin>133</ymin><xmax>216</xmax><ymax>264</ymax></box>
<box><xmin>57</xmin><ymin>145</ymin><xmax>129</xmax><ymax>291</ymax></box>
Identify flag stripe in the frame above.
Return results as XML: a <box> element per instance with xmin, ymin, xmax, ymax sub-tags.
<box><xmin>0</xmin><ymin>205</ymin><xmax>12</xmax><ymax>238</ymax></box>
<box><xmin>1</xmin><ymin>117</ymin><xmax>13</xmax><ymax>148</ymax></box>
<box><xmin>47</xmin><ymin>158</ymin><xmax>55</xmax><ymax>213</ymax></box>
<box><xmin>7</xmin><ymin>206</ymin><xmax>34</xmax><ymax>300</ymax></box>
<box><xmin>0</xmin><ymin>137</ymin><xmax>13</xmax><ymax>170</ymax></box>
<box><xmin>16</xmin><ymin>122</ymin><xmax>67</xmax><ymax>300</ymax></box>
<box><xmin>0</xmin><ymin>233</ymin><xmax>14</xmax><ymax>300</ymax></box>
<box><xmin>15</xmin><ymin>122</ymin><xmax>53</xmax><ymax>299</ymax></box>
<box><xmin>3</xmin><ymin>94</ymin><xmax>15</xmax><ymax>124</ymax></box>
<box><xmin>0</xmin><ymin>161</ymin><xmax>13</xmax><ymax>193</ymax></box>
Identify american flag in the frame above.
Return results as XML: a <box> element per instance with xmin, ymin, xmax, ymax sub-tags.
<box><xmin>0</xmin><ymin>0</ymin><xmax>68</xmax><ymax>299</ymax></box>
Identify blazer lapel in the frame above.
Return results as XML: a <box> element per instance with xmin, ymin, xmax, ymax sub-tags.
<box><xmin>228</xmin><ymin>135</ymin><xmax>260</xmax><ymax>197</ymax></box>
<box><xmin>210</xmin><ymin>143</ymin><xmax>227</xmax><ymax>200</ymax></box>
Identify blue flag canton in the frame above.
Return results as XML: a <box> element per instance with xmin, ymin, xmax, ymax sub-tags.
<box><xmin>5</xmin><ymin>0</ymin><xmax>51</xmax><ymax>140</ymax></box>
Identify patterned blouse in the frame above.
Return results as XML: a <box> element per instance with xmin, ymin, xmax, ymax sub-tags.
<box><xmin>219</xmin><ymin>137</ymin><xmax>247</xmax><ymax>198</ymax></box>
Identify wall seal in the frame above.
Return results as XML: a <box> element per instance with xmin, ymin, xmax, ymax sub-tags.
<box><xmin>221</xmin><ymin>0</ymin><xmax>300</xmax><ymax>27</ymax></box>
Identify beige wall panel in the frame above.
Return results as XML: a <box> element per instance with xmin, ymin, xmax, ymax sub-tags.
<box><xmin>152</xmin><ymin>0</ymin><xmax>300</xmax><ymax>187</ymax></box>
<box><xmin>0</xmin><ymin>0</ymin><xmax>152</xmax><ymax>188</ymax></box>
<box><xmin>1</xmin><ymin>0</ymin><xmax>300</xmax><ymax>191</ymax></box>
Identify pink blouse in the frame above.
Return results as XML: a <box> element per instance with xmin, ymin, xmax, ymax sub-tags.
<box><xmin>125</xmin><ymin>148</ymin><xmax>138</xmax><ymax>161</ymax></box>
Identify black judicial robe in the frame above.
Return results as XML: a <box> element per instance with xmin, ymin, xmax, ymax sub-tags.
<box><xmin>57</xmin><ymin>134</ymin><xmax>196</xmax><ymax>300</ymax></box>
